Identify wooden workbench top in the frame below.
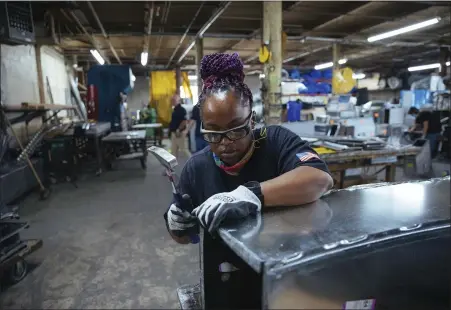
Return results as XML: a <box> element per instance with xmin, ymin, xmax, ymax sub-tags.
<box><xmin>2</xmin><ymin>102</ymin><xmax>76</xmax><ymax>112</ymax></box>
<box><xmin>321</xmin><ymin>146</ymin><xmax>421</xmax><ymax>162</ymax></box>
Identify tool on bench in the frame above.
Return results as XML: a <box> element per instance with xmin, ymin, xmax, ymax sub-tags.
<box><xmin>148</xmin><ymin>146</ymin><xmax>200</xmax><ymax>244</ymax></box>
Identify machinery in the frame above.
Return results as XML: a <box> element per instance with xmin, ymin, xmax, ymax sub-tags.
<box><xmin>87</xmin><ymin>65</ymin><xmax>134</xmax><ymax>131</ymax></box>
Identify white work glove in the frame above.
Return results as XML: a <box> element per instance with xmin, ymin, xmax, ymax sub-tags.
<box><xmin>192</xmin><ymin>185</ymin><xmax>262</xmax><ymax>234</ymax></box>
<box><xmin>167</xmin><ymin>203</ymin><xmax>197</xmax><ymax>232</ymax></box>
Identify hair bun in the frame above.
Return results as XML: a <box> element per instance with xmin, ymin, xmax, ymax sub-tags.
<box><xmin>200</xmin><ymin>53</ymin><xmax>244</xmax><ymax>83</ymax></box>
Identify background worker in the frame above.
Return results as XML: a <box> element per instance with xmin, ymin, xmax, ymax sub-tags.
<box><xmin>186</xmin><ymin>104</ymin><xmax>209</xmax><ymax>153</ymax></box>
<box><xmin>408</xmin><ymin>107</ymin><xmax>442</xmax><ymax>158</ymax></box>
<box><xmin>164</xmin><ymin>53</ymin><xmax>333</xmax><ymax>308</ymax></box>
<box><xmin>169</xmin><ymin>94</ymin><xmax>188</xmax><ymax>159</ymax></box>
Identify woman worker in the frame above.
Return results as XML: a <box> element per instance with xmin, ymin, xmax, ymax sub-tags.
<box><xmin>164</xmin><ymin>53</ymin><xmax>333</xmax><ymax>308</ymax></box>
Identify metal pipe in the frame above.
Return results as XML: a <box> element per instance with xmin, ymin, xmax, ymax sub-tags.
<box><xmin>167</xmin><ymin>2</ymin><xmax>204</xmax><ymax>67</ymax></box>
<box><xmin>68</xmin><ymin>10</ymin><xmax>110</xmax><ymax>64</ymax></box>
<box><xmin>177</xmin><ymin>2</ymin><xmax>231</xmax><ymax>64</ymax></box>
<box><xmin>143</xmin><ymin>2</ymin><xmax>155</xmax><ymax>57</ymax></box>
<box><xmin>282</xmin><ymin>45</ymin><xmax>332</xmax><ymax>64</ymax></box>
<box><xmin>87</xmin><ymin>1</ymin><xmax>121</xmax><ymax>64</ymax></box>
<box><xmin>154</xmin><ymin>2</ymin><xmax>171</xmax><ymax>58</ymax></box>
<box><xmin>302</xmin><ymin>36</ymin><xmax>450</xmax><ymax>48</ymax></box>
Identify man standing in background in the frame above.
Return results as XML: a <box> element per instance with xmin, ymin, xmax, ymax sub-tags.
<box><xmin>169</xmin><ymin>94</ymin><xmax>188</xmax><ymax>159</ymax></box>
<box><xmin>187</xmin><ymin>104</ymin><xmax>208</xmax><ymax>153</ymax></box>
<box><xmin>408</xmin><ymin>107</ymin><xmax>442</xmax><ymax>158</ymax></box>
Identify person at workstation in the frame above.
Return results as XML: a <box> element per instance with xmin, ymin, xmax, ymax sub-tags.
<box><xmin>164</xmin><ymin>53</ymin><xmax>333</xmax><ymax>307</ymax></box>
<box><xmin>408</xmin><ymin>107</ymin><xmax>442</xmax><ymax>158</ymax></box>
<box><xmin>186</xmin><ymin>103</ymin><xmax>209</xmax><ymax>153</ymax></box>
<box><xmin>169</xmin><ymin>94</ymin><xmax>188</xmax><ymax>159</ymax></box>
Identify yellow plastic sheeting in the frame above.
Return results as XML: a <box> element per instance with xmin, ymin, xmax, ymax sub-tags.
<box><xmin>150</xmin><ymin>71</ymin><xmax>192</xmax><ymax>127</ymax></box>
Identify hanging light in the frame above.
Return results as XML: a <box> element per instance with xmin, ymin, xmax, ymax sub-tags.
<box><xmin>141</xmin><ymin>52</ymin><xmax>148</xmax><ymax>66</ymax></box>
<box><xmin>314</xmin><ymin>58</ymin><xmax>347</xmax><ymax>70</ymax></box>
<box><xmin>367</xmin><ymin>18</ymin><xmax>440</xmax><ymax>42</ymax></box>
<box><xmin>90</xmin><ymin>49</ymin><xmax>105</xmax><ymax>65</ymax></box>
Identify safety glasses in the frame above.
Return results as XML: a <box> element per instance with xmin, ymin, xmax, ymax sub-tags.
<box><xmin>200</xmin><ymin>112</ymin><xmax>253</xmax><ymax>143</ymax></box>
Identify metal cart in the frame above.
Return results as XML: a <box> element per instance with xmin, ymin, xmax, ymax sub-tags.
<box><xmin>101</xmin><ymin>130</ymin><xmax>148</xmax><ymax>169</ymax></box>
<box><xmin>0</xmin><ymin>205</ymin><xmax>42</xmax><ymax>288</ymax></box>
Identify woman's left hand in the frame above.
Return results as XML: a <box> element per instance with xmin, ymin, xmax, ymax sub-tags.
<box><xmin>192</xmin><ymin>186</ymin><xmax>262</xmax><ymax>233</ymax></box>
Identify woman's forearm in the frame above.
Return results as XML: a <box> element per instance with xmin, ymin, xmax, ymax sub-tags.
<box><xmin>261</xmin><ymin>166</ymin><xmax>333</xmax><ymax>207</ymax></box>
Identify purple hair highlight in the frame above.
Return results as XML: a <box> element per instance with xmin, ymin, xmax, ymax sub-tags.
<box><xmin>198</xmin><ymin>53</ymin><xmax>253</xmax><ymax>109</ymax></box>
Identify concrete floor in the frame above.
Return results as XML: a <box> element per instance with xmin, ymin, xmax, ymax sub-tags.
<box><xmin>0</xmin><ymin>155</ymin><xmax>198</xmax><ymax>309</ymax></box>
<box><xmin>0</xmin><ymin>148</ymin><xmax>449</xmax><ymax>308</ymax></box>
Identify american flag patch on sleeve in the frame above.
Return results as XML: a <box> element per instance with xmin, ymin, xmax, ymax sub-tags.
<box><xmin>296</xmin><ymin>152</ymin><xmax>320</xmax><ymax>162</ymax></box>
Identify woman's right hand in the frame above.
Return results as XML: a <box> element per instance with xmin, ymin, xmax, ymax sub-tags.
<box><xmin>167</xmin><ymin>203</ymin><xmax>197</xmax><ymax>232</ymax></box>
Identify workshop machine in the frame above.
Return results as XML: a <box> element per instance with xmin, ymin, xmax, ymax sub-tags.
<box><xmin>87</xmin><ymin>65</ymin><xmax>134</xmax><ymax>131</ymax></box>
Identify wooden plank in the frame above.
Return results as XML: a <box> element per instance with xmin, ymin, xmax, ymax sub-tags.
<box><xmin>35</xmin><ymin>45</ymin><xmax>45</xmax><ymax>104</ymax></box>
<box><xmin>321</xmin><ymin>147</ymin><xmax>421</xmax><ymax>162</ymax></box>
<box><xmin>2</xmin><ymin>103</ymin><xmax>75</xmax><ymax>112</ymax></box>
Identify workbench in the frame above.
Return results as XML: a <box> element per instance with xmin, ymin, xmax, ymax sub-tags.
<box><xmin>101</xmin><ymin>130</ymin><xmax>147</xmax><ymax>169</ymax></box>
<box><xmin>321</xmin><ymin>145</ymin><xmax>421</xmax><ymax>188</ymax></box>
<box><xmin>178</xmin><ymin>177</ymin><xmax>450</xmax><ymax>309</ymax></box>
<box><xmin>132</xmin><ymin>123</ymin><xmax>163</xmax><ymax>146</ymax></box>
<box><xmin>57</xmin><ymin>122</ymin><xmax>112</xmax><ymax>176</ymax></box>
<box><xmin>1</xmin><ymin>103</ymin><xmax>76</xmax><ymax>199</ymax></box>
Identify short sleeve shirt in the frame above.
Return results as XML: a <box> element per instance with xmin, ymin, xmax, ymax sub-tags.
<box><xmin>167</xmin><ymin>124</ymin><xmax>330</xmax><ymax>221</ymax></box>
<box><xmin>415</xmin><ymin>111</ymin><xmax>442</xmax><ymax>134</ymax></box>
<box><xmin>191</xmin><ymin>105</ymin><xmax>202</xmax><ymax>137</ymax></box>
<box><xmin>169</xmin><ymin>104</ymin><xmax>187</xmax><ymax>132</ymax></box>
<box><xmin>165</xmin><ymin>125</ymin><xmax>331</xmax><ymax>305</ymax></box>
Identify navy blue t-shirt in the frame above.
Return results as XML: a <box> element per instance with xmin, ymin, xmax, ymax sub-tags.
<box><xmin>169</xmin><ymin>104</ymin><xmax>187</xmax><ymax>132</ymax></box>
<box><xmin>191</xmin><ymin>104</ymin><xmax>202</xmax><ymax>137</ymax></box>
<box><xmin>171</xmin><ymin>124</ymin><xmax>330</xmax><ymax>220</ymax></box>
<box><xmin>165</xmin><ymin>125</ymin><xmax>330</xmax><ymax>307</ymax></box>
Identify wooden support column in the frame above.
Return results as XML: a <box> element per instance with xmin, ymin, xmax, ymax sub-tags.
<box><xmin>439</xmin><ymin>47</ymin><xmax>449</xmax><ymax>77</ymax></box>
<box><xmin>263</xmin><ymin>1</ymin><xmax>282</xmax><ymax>125</ymax></box>
<box><xmin>332</xmin><ymin>43</ymin><xmax>339</xmax><ymax>95</ymax></box>
<box><xmin>35</xmin><ymin>44</ymin><xmax>45</xmax><ymax>104</ymax></box>
<box><xmin>196</xmin><ymin>37</ymin><xmax>204</xmax><ymax>90</ymax></box>
<box><xmin>175</xmin><ymin>66</ymin><xmax>181</xmax><ymax>95</ymax></box>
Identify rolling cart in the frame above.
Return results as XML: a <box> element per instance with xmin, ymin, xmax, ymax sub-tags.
<box><xmin>101</xmin><ymin>130</ymin><xmax>148</xmax><ymax>170</ymax></box>
<box><xmin>0</xmin><ymin>205</ymin><xmax>42</xmax><ymax>288</ymax></box>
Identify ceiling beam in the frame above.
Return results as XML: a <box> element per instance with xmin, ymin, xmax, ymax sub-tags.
<box><xmin>177</xmin><ymin>1</ymin><xmax>232</xmax><ymax>64</ymax></box>
<box><xmin>68</xmin><ymin>9</ymin><xmax>110</xmax><ymax>64</ymax></box>
<box><xmin>219</xmin><ymin>2</ymin><xmax>303</xmax><ymax>54</ymax></box>
<box><xmin>282</xmin><ymin>5</ymin><xmax>450</xmax><ymax>64</ymax></box>
<box><xmin>86</xmin><ymin>1</ymin><xmax>122</xmax><ymax>64</ymax></box>
<box><xmin>166</xmin><ymin>1</ymin><xmax>204</xmax><ymax>67</ymax></box>
<box><xmin>142</xmin><ymin>1</ymin><xmax>155</xmax><ymax>63</ymax></box>
<box><xmin>305</xmin><ymin>2</ymin><xmax>382</xmax><ymax>33</ymax></box>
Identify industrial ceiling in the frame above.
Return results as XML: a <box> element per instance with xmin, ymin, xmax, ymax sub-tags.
<box><xmin>32</xmin><ymin>1</ymin><xmax>451</xmax><ymax>75</ymax></box>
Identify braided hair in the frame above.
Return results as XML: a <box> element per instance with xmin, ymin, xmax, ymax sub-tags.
<box><xmin>198</xmin><ymin>53</ymin><xmax>253</xmax><ymax>113</ymax></box>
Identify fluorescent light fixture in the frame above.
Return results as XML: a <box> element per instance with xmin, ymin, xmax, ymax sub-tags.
<box><xmin>353</xmin><ymin>73</ymin><xmax>366</xmax><ymax>80</ymax></box>
<box><xmin>188</xmin><ymin>75</ymin><xmax>197</xmax><ymax>80</ymax></box>
<box><xmin>314</xmin><ymin>58</ymin><xmax>347</xmax><ymax>70</ymax></box>
<box><xmin>90</xmin><ymin>49</ymin><xmax>105</xmax><ymax>65</ymax></box>
<box><xmin>367</xmin><ymin>17</ymin><xmax>440</xmax><ymax>42</ymax></box>
<box><xmin>408</xmin><ymin>61</ymin><xmax>450</xmax><ymax>72</ymax></box>
<box><xmin>141</xmin><ymin>52</ymin><xmax>148</xmax><ymax>66</ymax></box>
<box><xmin>408</xmin><ymin>63</ymin><xmax>440</xmax><ymax>72</ymax></box>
